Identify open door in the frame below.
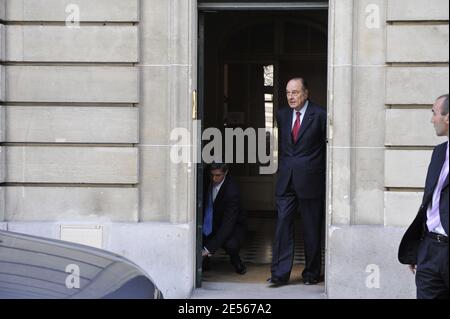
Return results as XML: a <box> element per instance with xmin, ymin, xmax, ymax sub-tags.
<box><xmin>197</xmin><ymin>2</ymin><xmax>328</xmax><ymax>287</ymax></box>
<box><xmin>196</xmin><ymin>12</ymin><xmax>206</xmax><ymax>288</ymax></box>
<box><xmin>222</xmin><ymin>61</ymin><xmax>279</xmax><ymax>212</ymax></box>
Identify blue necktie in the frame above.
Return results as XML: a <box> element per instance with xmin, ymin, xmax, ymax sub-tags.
<box><xmin>203</xmin><ymin>188</ymin><xmax>213</xmax><ymax>236</ymax></box>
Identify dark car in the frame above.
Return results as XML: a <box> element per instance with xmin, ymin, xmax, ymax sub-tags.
<box><xmin>0</xmin><ymin>230</ymin><xmax>163</xmax><ymax>299</ymax></box>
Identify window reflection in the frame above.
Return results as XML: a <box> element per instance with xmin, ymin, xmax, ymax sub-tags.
<box><xmin>264</xmin><ymin>65</ymin><xmax>274</xmax><ymax>134</ymax></box>
<box><xmin>263</xmin><ymin>65</ymin><xmax>274</xmax><ymax>87</ymax></box>
<box><xmin>262</xmin><ymin>65</ymin><xmax>277</xmax><ymax>172</ymax></box>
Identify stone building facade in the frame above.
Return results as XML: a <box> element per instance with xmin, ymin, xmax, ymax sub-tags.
<box><xmin>0</xmin><ymin>0</ymin><xmax>448</xmax><ymax>298</ymax></box>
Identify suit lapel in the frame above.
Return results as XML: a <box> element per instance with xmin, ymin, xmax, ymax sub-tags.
<box><xmin>430</xmin><ymin>144</ymin><xmax>447</xmax><ymax>190</ymax></box>
<box><xmin>283</xmin><ymin>108</ymin><xmax>294</xmax><ymax>146</ymax></box>
<box><xmin>295</xmin><ymin>102</ymin><xmax>315</xmax><ymax>144</ymax></box>
<box><xmin>425</xmin><ymin>164</ymin><xmax>449</xmax><ymax>224</ymax></box>
<box><xmin>213</xmin><ymin>177</ymin><xmax>227</xmax><ymax>209</ymax></box>
<box><xmin>443</xmin><ymin>174</ymin><xmax>449</xmax><ymax>191</ymax></box>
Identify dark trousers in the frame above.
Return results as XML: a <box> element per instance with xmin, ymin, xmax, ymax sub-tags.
<box><xmin>223</xmin><ymin>236</ymin><xmax>243</xmax><ymax>264</ymax></box>
<box><xmin>271</xmin><ymin>180</ymin><xmax>324</xmax><ymax>281</ymax></box>
<box><xmin>416</xmin><ymin>234</ymin><xmax>449</xmax><ymax>299</ymax></box>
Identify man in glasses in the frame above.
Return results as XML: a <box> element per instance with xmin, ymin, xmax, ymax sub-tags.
<box><xmin>202</xmin><ymin>163</ymin><xmax>247</xmax><ymax>275</ymax></box>
<box><xmin>268</xmin><ymin>78</ymin><xmax>327</xmax><ymax>286</ymax></box>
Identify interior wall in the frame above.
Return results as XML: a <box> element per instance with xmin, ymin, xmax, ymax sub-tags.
<box><xmin>203</xmin><ymin>11</ymin><xmax>328</xmax><ymax>214</ymax></box>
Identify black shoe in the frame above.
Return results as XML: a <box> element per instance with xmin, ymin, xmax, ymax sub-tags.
<box><xmin>230</xmin><ymin>256</ymin><xmax>247</xmax><ymax>275</ymax></box>
<box><xmin>302</xmin><ymin>277</ymin><xmax>319</xmax><ymax>285</ymax></box>
<box><xmin>267</xmin><ymin>277</ymin><xmax>288</xmax><ymax>286</ymax></box>
<box><xmin>234</xmin><ymin>261</ymin><xmax>247</xmax><ymax>275</ymax></box>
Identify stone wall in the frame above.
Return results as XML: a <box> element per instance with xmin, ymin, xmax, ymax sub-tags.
<box><xmin>0</xmin><ymin>0</ymin><xmax>5</xmax><ymax>222</ymax></box>
<box><xmin>326</xmin><ymin>0</ymin><xmax>448</xmax><ymax>298</ymax></box>
<box><xmin>0</xmin><ymin>0</ymin><xmax>197</xmax><ymax>298</ymax></box>
<box><xmin>139</xmin><ymin>0</ymin><xmax>196</xmax><ymax>224</ymax></box>
<box><xmin>3</xmin><ymin>0</ymin><xmax>140</xmax><ymax>222</ymax></box>
<box><xmin>384</xmin><ymin>0</ymin><xmax>449</xmax><ymax>228</ymax></box>
<box><xmin>1</xmin><ymin>0</ymin><xmax>447</xmax><ymax>299</ymax></box>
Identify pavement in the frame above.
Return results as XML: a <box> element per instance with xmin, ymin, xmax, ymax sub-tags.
<box><xmin>191</xmin><ymin>281</ymin><xmax>326</xmax><ymax>299</ymax></box>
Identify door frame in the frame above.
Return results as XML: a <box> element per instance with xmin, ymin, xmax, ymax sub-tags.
<box><xmin>198</xmin><ymin>2</ymin><xmax>328</xmax><ymax>11</ymax></box>
<box><xmin>196</xmin><ymin>1</ymin><xmax>330</xmax><ymax>289</ymax></box>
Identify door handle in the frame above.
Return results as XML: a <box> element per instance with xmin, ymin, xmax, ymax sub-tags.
<box><xmin>192</xmin><ymin>90</ymin><xmax>198</xmax><ymax>120</ymax></box>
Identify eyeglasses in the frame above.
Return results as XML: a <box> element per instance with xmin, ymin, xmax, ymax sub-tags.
<box><xmin>286</xmin><ymin>90</ymin><xmax>303</xmax><ymax>97</ymax></box>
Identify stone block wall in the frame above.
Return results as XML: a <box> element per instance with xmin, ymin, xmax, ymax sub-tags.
<box><xmin>0</xmin><ymin>0</ymin><xmax>6</xmax><ymax>221</ymax></box>
<box><xmin>0</xmin><ymin>0</ymin><xmax>197</xmax><ymax>299</ymax></box>
<box><xmin>2</xmin><ymin>0</ymin><xmax>140</xmax><ymax>223</ymax></box>
<box><xmin>326</xmin><ymin>0</ymin><xmax>448</xmax><ymax>298</ymax></box>
<box><xmin>384</xmin><ymin>0</ymin><xmax>449</xmax><ymax>228</ymax></box>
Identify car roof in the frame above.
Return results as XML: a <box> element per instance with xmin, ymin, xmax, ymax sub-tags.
<box><xmin>0</xmin><ymin>230</ymin><xmax>158</xmax><ymax>299</ymax></box>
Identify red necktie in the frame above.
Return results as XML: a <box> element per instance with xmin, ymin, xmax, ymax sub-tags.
<box><xmin>292</xmin><ymin>111</ymin><xmax>301</xmax><ymax>143</ymax></box>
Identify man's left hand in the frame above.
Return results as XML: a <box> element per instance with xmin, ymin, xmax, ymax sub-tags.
<box><xmin>202</xmin><ymin>249</ymin><xmax>210</xmax><ymax>257</ymax></box>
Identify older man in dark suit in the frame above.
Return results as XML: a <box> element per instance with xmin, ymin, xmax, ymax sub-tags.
<box><xmin>268</xmin><ymin>78</ymin><xmax>327</xmax><ymax>286</ymax></box>
<box><xmin>202</xmin><ymin>163</ymin><xmax>247</xmax><ymax>275</ymax></box>
<box><xmin>399</xmin><ymin>94</ymin><xmax>449</xmax><ymax>299</ymax></box>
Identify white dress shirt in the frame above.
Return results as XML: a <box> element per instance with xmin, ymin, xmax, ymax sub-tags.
<box><xmin>291</xmin><ymin>100</ymin><xmax>309</xmax><ymax>130</ymax></box>
<box><xmin>212</xmin><ymin>176</ymin><xmax>226</xmax><ymax>202</ymax></box>
<box><xmin>427</xmin><ymin>141</ymin><xmax>449</xmax><ymax>236</ymax></box>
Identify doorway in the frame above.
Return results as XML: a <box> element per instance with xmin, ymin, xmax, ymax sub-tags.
<box><xmin>197</xmin><ymin>6</ymin><xmax>328</xmax><ymax>288</ymax></box>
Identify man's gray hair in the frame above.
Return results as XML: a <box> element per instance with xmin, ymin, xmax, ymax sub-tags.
<box><xmin>208</xmin><ymin>162</ymin><xmax>229</xmax><ymax>174</ymax></box>
<box><xmin>437</xmin><ymin>94</ymin><xmax>449</xmax><ymax>115</ymax></box>
<box><xmin>288</xmin><ymin>78</ymin><xmax>309</xmax><ymax>91</ymax></box>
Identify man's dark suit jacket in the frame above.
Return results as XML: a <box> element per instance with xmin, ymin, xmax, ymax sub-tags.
<box><xmin>203</xmin><ymin>176</ymin><xmax>247</xmax><ymax>254</ymax></box>
<box><xmin>399</xmin><ymin>141</ymin><xmax>449</xmax><ymax>265</ymax></box>
<box><xmin>276</xmin><ymin>101</ymin><xmax>327</xmax><ymax>198</ymax></box>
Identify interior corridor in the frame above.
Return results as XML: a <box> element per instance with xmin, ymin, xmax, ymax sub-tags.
<box><xmin>202</xmin><ymin>215</ymin><xmax>325</xmax><ymax>284</ymax></box>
